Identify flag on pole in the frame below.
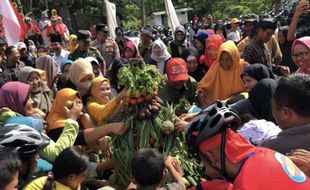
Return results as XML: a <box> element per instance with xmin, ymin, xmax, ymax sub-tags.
<box><xmin>0</xmin><ymin>0</ymin><xmax>27</xmax><ymax>46</ymax></box>
<box><xmin>164</xmin><ymin>0</ymin><xmax>180</xmax><ymax>36</ymax></box>
<box><xmin>104</xmin><ymin>0</ymin><xmax>118</xmax><ymax>39</ymax></box>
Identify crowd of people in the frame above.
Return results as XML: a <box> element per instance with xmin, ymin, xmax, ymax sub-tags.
<box><xmin>1</xmin><ymin>1</ymin><xmax>310</xmax><ymax>190</ymax></box>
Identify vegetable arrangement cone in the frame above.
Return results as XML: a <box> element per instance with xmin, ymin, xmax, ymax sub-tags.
<box><xmin>111</xmin><ymin>59</ymin><xmax>202</xmax><ymax>187</ymax></box>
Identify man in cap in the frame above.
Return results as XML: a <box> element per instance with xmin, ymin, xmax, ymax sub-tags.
<box><xmin>158</xmin><ymin>58</ymin><xmax>198</xmax><ymax>112</ymax></box>
<box><xmin>237</xmin><ymin>14</ymin><xmax>282</xmax><ymax>68</ymax></box>
<box><xmin>24</xmin><ymin>17</ymin><xmax>42</xmax><ymax>47</ymax></box>
<box><xmin>17</xmin><ymin>42</ymin><xmax>35</xmax><ymax>68</ymax></box>
<box><xmin>50</xmin><ymin>34</ymin><xmax>69</xmax><ymax>70</ymax></box>
<box><xmin>91</xmin><ymin>23</ymin><xmax>120</xmax><ymax>68</ymax></box>
<box><xmin>138</xmin><ymin>26</ymin><xmax>153</xmax><ymax>63</ymax></box>
<box><xmin>242</xmin><ymin>18</ymin><xmax>288</xmax><ymax>75</ymax></box>
<box><xmin>69</xmin><ymin>30</ymin><xmax>105</xmax><ymax>70</ymax></box>
<box><xmin>227</xmin><ymin>18</ymin><xmax>241</xmax><ymax>43</ymax></box>
<box><xmin>168</xmin><ymin>25</ymin><xmax>188</xmax><ymax>58</ymax></box>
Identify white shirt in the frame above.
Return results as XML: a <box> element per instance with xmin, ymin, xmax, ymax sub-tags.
<box><xmin>52</xmin><ymin>48</ymin><xmax>70</xmax><ymax>72</ymax></box>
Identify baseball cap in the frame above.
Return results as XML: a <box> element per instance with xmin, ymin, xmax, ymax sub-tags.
<box><xmin>96</xmin><ymin>23</ymin><xmax>109</xmax><ymax>32</ymax></box>
<box><xmin>77</xmin><ymin>30</ymin><xmax>92</xmax><ymax>43</ymax></box>
<box><xmin>244</xmin><ymin>14</ymin><xmax>259</xmax><ymax>23</ymax></box>
<box><xmin>166</xmin><ymin>58</ymin><xmax>189</xmax><ymax>81</ymax></box>
<box><xmin>16</xmin><ymin>42</ymin><xmax>27</xmax><ymax>50</ymax></box>
<box><xmin>231</xmin><ymin>18</ymin><xmax>240</xmax><ymax>24</ymax></box>
<box><xmin>199</xmin><ymin>128</ymin><xmax>256</xmax><ymax>163</ymax></box>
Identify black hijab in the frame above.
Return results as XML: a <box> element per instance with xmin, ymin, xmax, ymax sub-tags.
<box><xmin>279</xmin><ymin>26</ymin><xmax>298</xmax><ymax>72</ymax></box>
<box><xmin>241</xmin><ymin>63</ymin><xmax>275</xmax><ymax>81</ymax></box>
<box><xmin>249</xmin><ymin>78</ymin><xmax>277</xmax><ymax>123</ymax></box>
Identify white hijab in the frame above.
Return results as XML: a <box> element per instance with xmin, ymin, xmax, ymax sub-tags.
<box><xmin>150</xmin><ymin>39</ymin><xmax>171</xmax><ymax>74</ymax></box>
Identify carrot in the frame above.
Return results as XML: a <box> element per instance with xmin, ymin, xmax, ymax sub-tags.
<box><xmin>130</xmin><ymin>98</ymin><xmax>137</xmax><ymax>105</ymax></box>
<box><xmin>137</xmin><ymin>96</ymin><xmax>145</xmax><ymax>104</ymax></box>
<box><xmin>145</xmin><ymin>94</ymin><xmax>153</xmax><ymax>101</ymax></box>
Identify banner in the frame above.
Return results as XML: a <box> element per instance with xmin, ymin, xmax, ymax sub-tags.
<box><xmin>104</xmin><ymin>0</ymin><xmax>117</xmax><ymax>39</ymax></box>
<box><xmin>0</xmin><ymin>0</ymin><xmax>26</xmax><ymax>45</ymax></box>
<box><xmin>164</xmin><ymin>0</ymin><xmax>180</xmax><ymax>37</ymax></box>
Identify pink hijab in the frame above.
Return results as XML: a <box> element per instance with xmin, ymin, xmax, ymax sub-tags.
<box><xmin>292</xmin><ymin>37</ymin><xmax>310</xmax><ymax>74</ymax></box>
<box><xmin>204</xmin><ymin>34</ymin><xmax>225</xmax><ymax>68</ymax></box>
<box><xmin>0</xmin><ymin>82</ymin><xmax>30</xmax><ymax>115</ymax></box>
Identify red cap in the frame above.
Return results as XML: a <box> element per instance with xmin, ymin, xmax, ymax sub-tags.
<box><xmin>166</xmin><ymin>58</ymin><xmax>189</xmax><ymax>82</ymax></box>
<box><xmin>198</xmin><ymin>128</ymin><xmax>256</xmax><ymax>163</ymax></box>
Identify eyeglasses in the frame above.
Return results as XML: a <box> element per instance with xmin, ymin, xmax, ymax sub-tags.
<box><xmin>291</xmin><ymin>51</ymin><xmax>310</xmax><ymax>59</ymax></box>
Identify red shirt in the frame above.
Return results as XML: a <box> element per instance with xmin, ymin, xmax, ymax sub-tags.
<box><xmin>46</xmin><ymin>24</ymin><xmax>64</xmax><ymax>38</ymax></box>
<box><xmin>233</xmin><ymin>148</ymin><xmax>310</xmax><ymax>190</ymax></box>
<box><xmin>26</xmin><ymin>24</ymin><xmax>42</xmax><ymax>36</ymax></box>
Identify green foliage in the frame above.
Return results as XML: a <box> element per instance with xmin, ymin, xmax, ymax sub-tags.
<box><xmin>121</xmin><ymin>4</ymin><xmax>141</xmax><ymax>30</ymax></box>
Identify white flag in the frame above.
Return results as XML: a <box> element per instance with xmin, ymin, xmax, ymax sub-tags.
<box><xmin>0</xmin><ymin>0</ymin><xmax>23</xmax><ymax>46</ymax></box>
<box><xmin>104</xmin><ymin>0</ymin><xmax>117</xmax><ymax>39</ymax></box>
<box><xmin>164</xmin><ymin>0</ymin><xmax>180</xmax><ymax>36</ymax></box>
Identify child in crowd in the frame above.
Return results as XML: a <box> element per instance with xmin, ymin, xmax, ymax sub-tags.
<box><xmin>129</xmin><ymin>148</ymin><xmax>185</xmax><ymax>190</ymax></box>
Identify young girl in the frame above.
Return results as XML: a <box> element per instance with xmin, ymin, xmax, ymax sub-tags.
<box><xmin>24</xmin><ymin>147</ymin><xmax>89</xmax><ymax>190</ymax></box>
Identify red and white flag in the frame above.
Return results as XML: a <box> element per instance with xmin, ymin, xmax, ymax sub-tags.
<box><xmin>0</xmin><ymin>0</ymin><xmax>27</xmax><ymax>46</ymax></box>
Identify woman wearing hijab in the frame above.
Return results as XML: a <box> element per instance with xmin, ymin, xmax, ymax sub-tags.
<box><xmin>149</xmin><ymin>39</ymin><xmax>171</xmax><ymax>74</ymax></box>
<box><xmin>291</xmin><ymin>36</ymin><xmax>310</xmax><ymax>75</ymax></box>
<box><xmin>203</xmin><ymin>34</ymin><xmax>225</xmax><ymax>71</ymax></box>
<box><xmin>168</xmin><ymin>25</ymin><xmax>187</xmax><ymax>58</ymax></box>
<box><xmin>0</xmin><ymin>82</ymin><xmax>34</xmax><ymax>117</ymax></box>
<box><xmin>87</xmin><ymin>77</ymin><xmax>126</xmax><ymax>125</ymax></box>
<box><xmin>193</xmin><ymin>30</ymin><xmax>208</xmax><ymax>58</ymax></box>
<box><xmin>64</xmin><ymin>58</ymin><xmax>94</xmax><ymax>104</ymax></box>
<box><xmin>198</xmin><ymin>40</ymin><xmax>245</xmax><ymax>108</ymax></box>
<box><xmin>57</xmin><ymin>59</ymin><xmax>73</xmax><ymax>90</ymax></box>
<box><xmin>108</xmin><ymin>41</ymin><xmax>139</xmax><ymax>95</ymax></box>
<box><xmin>241</xmin><ymin>63</ymin><xmax>275</xmax><ymax>92</ymax></box>
<box><xmin>18</xmin><ymin>66</ymin><xmax>53</xmax><ymax>115</ymax></box>
<box><xmin>181</xmin><ymin>47</ymin><xmax>205</xmax><ymax>82</ymax></box>
<box><xmin>231</xmin><ymin>78</ymin><xmax>277</xmax><ymax>124</ymax></box>
<box><xmin>278</xmin><ymin>26</ymin><xmax>298</xmax><ymax>72</ymax></box>
<box><xmin>0</xmin><ymin>81</ymin><xmax>85</xmax><ymax>165</ymax></box>
<box><xmin>36</xmin><ymin>55</ymin><xmax>60</xmax><ymax>96</ymax></box>
<box><xmin>248</xmin><ymin>78</ymin><xmax>277</xmax><ymax>123</ymax></box>
<box><xmin>67</xmin><ymin>34</ymin><xmax>78</xmax><ymax>53</ymax></box>
<box><xmin>123</xmin><ymin>40</ymin><xmax>140</xmax><ymax>59</ymax></box>
<box><xmin>47</xmin><ymin>88</ymin><xmax>127</xmax><ymax>145</ymax></box>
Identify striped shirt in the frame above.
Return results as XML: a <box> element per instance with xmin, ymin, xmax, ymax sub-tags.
<box><xmin>242</xmin><ymin>37</ymin><xmax>272</xmax><ymax>69</ymax></box>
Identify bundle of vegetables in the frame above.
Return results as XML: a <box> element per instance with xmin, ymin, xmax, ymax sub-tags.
<box><xmin>110</xmin><ymin>60</ymin><xmax>202</xmax><ymax>187</ymax></box>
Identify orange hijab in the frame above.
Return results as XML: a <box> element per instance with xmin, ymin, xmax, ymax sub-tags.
<box><xmin>90</xmin><ymin>77</ymin><xmax>110</xmax><ymax>104</ymax></box>
<box><xmin>204</xmin><ymin>34</ymin><xmax>225</xmax><ymax>68</ymax></box>
<box><xmin>198</xmin><ymin>40</ymin><xmax>245</xmax><ymax>105</ymax></box>
<box><xmin>46</xmin><ymin>88</ymin><xmax>80</xmax><ymax>131</ymax></box>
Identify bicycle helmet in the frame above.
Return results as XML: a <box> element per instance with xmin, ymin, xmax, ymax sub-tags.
<box><xmin>0</xmin><ymin>124</ymin><xmax>50</xmax><ymax>157</ymax></box>
<box><xmin>185</xmin><ymin>100</ymin><xmax>241</xmax><ymax>159</ymax></box>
